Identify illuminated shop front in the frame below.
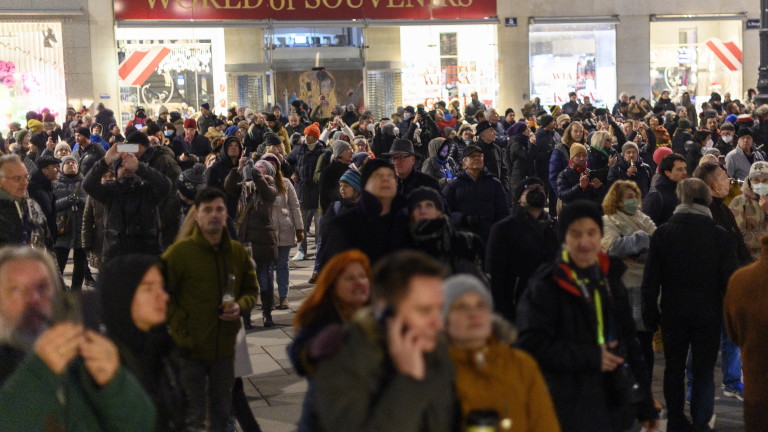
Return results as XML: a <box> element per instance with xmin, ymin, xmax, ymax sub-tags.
<box><xmin>650</xmin><ymin>16</ymin><xmax>743</xmax><ymax>103</ymax></box>
<box><xmin>400</xmin><ymin>24</ymin><xmax>498</xmax><ymax>111</ymax></box>
<box><xmin>115</xmin><ymin>27</ymin><xmax>227</xmax><ymax>125</ymax></box>
<box><xmin>0</xmin><ymin>22</ymin><xmax>66</xmax><ymax>126</ymax></box>
<box><xmin>529</xmin><ymin>20</ymin><xmax>617</xmax><ymax>109</ymax></box>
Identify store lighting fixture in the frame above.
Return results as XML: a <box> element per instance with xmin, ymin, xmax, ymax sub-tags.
<box><xmin>529</xmin><ymin>15</ymin><xmax>620</xmax><ymax>25</ymax></box>
<box><xmin>650</xmin><ymin>13</ymin><xmax>747</xmax><ymax>22</ymax></box>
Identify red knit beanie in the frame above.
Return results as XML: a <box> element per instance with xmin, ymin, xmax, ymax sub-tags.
<box><xmin>304</xmin><ymin>122</ymin><xmax>320</xmax><ymax>139</ymax></box>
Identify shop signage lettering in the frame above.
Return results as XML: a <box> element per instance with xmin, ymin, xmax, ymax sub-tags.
<box><xmin>115</xmin><ymin>0</ymin><xmax>495</xmax><ymax>20</ymax></box>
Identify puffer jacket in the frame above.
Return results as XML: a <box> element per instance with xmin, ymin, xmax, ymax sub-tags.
<box><xmin>53</xmin><ymin>172</ymin><xmax>86</xmax><ymax>250</ymax></box>
<box><xmin>285</xmin><ymin>142</ymin><xmax>325</xmax><ymax>210</ymax></box>
<box><xmin>442</xmin><ymin>168</ymin><xmax>510</xmax><ymax>243</ymax></box>
<box><xmin>72</xmin><ymin>141</ymin><xmax>106</xmax><ymax>176</ymax></box>
<box><xmin>270</xmin><ymin>178</ymin><xmax>303</xmax><ymax>247</ymax></box>
<box><xmin>82</xmin><ymin>195</ymin><xmax>107</xmax><ymax>268</ymax></box>
<box><xmin>225</xmin><ymin>167</ymin><xmax>278</xmax><ymax>262</ymax></box>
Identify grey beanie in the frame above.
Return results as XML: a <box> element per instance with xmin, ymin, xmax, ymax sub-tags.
<box><xmin>331</xmin><ymin>139</ymin><xmax>352</xmax><ymax>160</ymax></box>
<box><xmin>254</xmin><ymin>159</ymin><xmax>276</xmax><ymax>178</ymax></box>
<box><xmin>621</xmin><ymin>142</ymin><xmax>639</xmax><ymax>155</ymax></box>
<box><xmin>442</xmin><ymin>274</ymin><xmax>493</xmax><ymax>319</ymax></box>
<box><xmin>60</xmin><ymin>155</ymin><xmax>77</xmax><ymax>166</ymax></box>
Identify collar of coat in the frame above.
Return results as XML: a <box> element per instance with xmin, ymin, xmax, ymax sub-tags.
<box><xmin>191</xmin><ymin>224</ymin><xmax>234</xmax><ymax>252</ymax></box>
<box><xmin>553</xmin><ymin>250</ymin><xmax>610</xmax><ymax>298</ymax></box>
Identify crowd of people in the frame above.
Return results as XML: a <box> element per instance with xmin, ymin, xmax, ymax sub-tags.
<box><xmin>0</xmin><ymin>88</ymin><xmax>767</xmax><ymax>432</ymax></box>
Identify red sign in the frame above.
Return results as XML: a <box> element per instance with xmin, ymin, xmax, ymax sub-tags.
<box><xmin>118</xmin><ymin>46</ymin><xmax>171</xmax><ymax>86</ymax></box>
<box><xmin>114</xmin><ymin>0</ymin><xmax>496</xmax><ymax>20</ymax></box>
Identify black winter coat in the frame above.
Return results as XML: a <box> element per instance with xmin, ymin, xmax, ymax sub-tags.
<box><xmin>477</xmin><ymin>140</ymin><xmax>506</xmax><ymax>185</ymax></box>
<box><xmin>506</xmin><ymin>134</ymin><xmax>536</xmax><ymax>194</ymax></box>
<box><xmin>556</xmin><ymin>166</ymin><xmax>606</xmax><ymax>205</ymax></box>
<box><xmin>397</xmin><ymin>169</ymin><xmax>441</xmax><ymax>198</ymax></box>
<box><xmin>607</xmin><ymin>157</ymin><xmax>652</xmax><ymax>198</ymax></box>
<box><xmin>709</xmin><ymin>197</ymin><xmax>753</xmax><ymax>266</ymax></box>
<box><xmin>318</xmin><ymin>159</ymin><xmax>349</xmax><ymax>212</ymax></box>
<box><xmin>641</xmin><ymin>174</ymin><xmax>678</xmax><ymax>226</ymax></box>
<box><xmin>207</xmin><ymin>145</ymin><xmax>241</xmax><ymax>217</ymax></box>
<box><xmin>517</xmin><ymin>254</ymin><xmax>658</xmax><ymax>432</ymax></box>
<box><xmin>486</xmin><ymin>207</ymin><xmax>558</xmax><ymax>322</ymax></box>
<box><xmin>83</xmin><ymin>160</ymin><xmax>171</xmax><ymax>261</ymax></box>
<box><xmin>286</xmin><ymin>143</ymin><xmax>325</xmax><ymax>210</ymax></box>
<box><xmin>442</xmin><ymin>169</ymin><xmax>509</xmax><ymax>243</ymax></box>
<box><xmin>671</xmin><ymin>130</ymin><xmax>692</xmax><ymax>155</ymax></box>
<box><xmin>53</xmin><ymin>173</ymin><xmax>86</xmax><ymax>250</ymax></box>
<box><xmin>72</xmin><ymin>141</ymin><xmax>106</xmax><ymax>177</ymax></box>
<box><xmin>587</xmin><ymin>147</ymin><xmax>614</xmax><ymax>185</ymax></box>
<box><xmin>531</xmin><ymin>129</ymin><xmax>555</xmax><ymax>182</ymax></box>
<box><xmin>27</xmin><ymin>168</ymin><xmax>56</xmax><ymax>241</ymax></box>
<box><xmin>171</xmin><ymin>133</ymin><xmax>211</xmax><ymax>163</ymax></box>
<box><xmin>409</xmin><ymin>215</ymin><xmax>486</xmax><ymax>280</ymax></box>
<box><xmin>641</xmin><ymin>211</ymin><xmax>737</xmax><ymax>329</ymax></box>
<box><xmin>319</xmin><ymin>191</ymin><xmax>410</xmax><ymax>265</ymax></box>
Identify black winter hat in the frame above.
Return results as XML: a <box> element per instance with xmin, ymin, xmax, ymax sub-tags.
<box><xmin>176</xmin><ymin>163</ymin><xmax>207</xmax><ymax>201</ymax></box>
<box><xmin>263</xmin><ymin>132</ymin><xmax>282</xmax><ymax>147</ymax></box>
<box><xmin>126</xmin><ymin>130</ymin><xmax>150</xmax><ymax>147</ymax></box>
<box><xmin>461</xmin><ymin>145</ymin><xmax>483</xmax><ymax>160</ymax></box>
<box><xmin>515</xmin><ymin>176</ymin><xmax>545</xmax><ymax>201</ymax></box>
<box><xmin>407</xmin><ymin>186</ymin><xmax>445</xmax><ymax>213</ymax></box>
<box><xmin>360</xmin><ymin>158</ymin><xmax>395</xmax><ymax>187</ymax></box>
<box><xmin>475</xmin><ymin>121</ymin><xmax>494</xmax><ymax>135</ymax></box>
<box><xmin>557</xmin><ymin>200</ymin><xmax>604</xmax><ymax>242</ymax></box>
<box><xmin>539</xmin><ymin>115</ymin><xmax>555</xmax><ymax>129</ymax></box>
<box><xmin>35</xmin><ymin>155</ymin><xmax>61</xmax><ymax>169</ymax></box>
<box><xmin>76</xmin><ymin>127</ymin><xmax>91</xmax><ymax>137</ymax></box>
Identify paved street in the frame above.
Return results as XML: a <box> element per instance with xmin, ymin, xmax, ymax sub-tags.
<box><xmin>63</xmin><ymin>234</ymin><xmax>746</xmax><ymax>431</ymax></box>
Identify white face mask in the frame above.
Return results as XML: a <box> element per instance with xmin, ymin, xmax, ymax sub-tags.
<box><xmin>752</xmin><ymin>182</ymin><xmax>768</xmax><ymax>196</ymax></box>
<box><xmin>366</xmin><ymin>123</ymin><xmax>374</xmax><ymax>132</ymax></box>
<box><xmin>403</xmin><ymin>112</ymin><xmax>411</xmax><ymax>121</ymax></box>
<box><xmin>722</xmin><ymin>135</ymin><xmax>733</xmax><ymax>143</ymax></box>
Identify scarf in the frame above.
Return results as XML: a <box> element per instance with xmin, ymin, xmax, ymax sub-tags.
<box><xmin>673</xmin><ymin>203</ymin><xmax>712</xmax><ymax>218</ymax></box>
<box><xmin>569</xmin><ymin>159</ymin><xmax>587</xmax><ymax>174</ymax></box>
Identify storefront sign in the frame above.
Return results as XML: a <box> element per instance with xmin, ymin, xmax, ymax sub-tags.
<box><xmin>114</xmin><ymin>0</ymin><xmax>496</xmax><ymax>20</ymax></box>
<box><xmin>747</xmin><ymin>19</ymin><xmax>760</xmax><ymax>30</ymax></box>
<box><xmin>504</xmin><ymin>17</ymin><xmax>517</xmax><ymax>27</ymax></box>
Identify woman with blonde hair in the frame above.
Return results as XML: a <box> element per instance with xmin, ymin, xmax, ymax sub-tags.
<box><xmin>601</xmin><ymin>180</ymin><xmax>657</xmax><ymax>400</ymax></box>
<box><xmin>549</xmin><ymin>121</ymin><xmax>587</xmax><ymax>211</ymax></box>
<box><xmin>288</xmin><ymin>250</ymin><xmax>372</xmax><ymax>432</ymax></box>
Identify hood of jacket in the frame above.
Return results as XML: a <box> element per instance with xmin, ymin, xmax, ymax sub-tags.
<box><xmin>427</xmin><ymin>137</ymin><xmax>449</xmax><ymax>159</ymax></box>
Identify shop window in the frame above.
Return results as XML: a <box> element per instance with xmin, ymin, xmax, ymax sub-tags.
<box><xmin>267</xmin><ymin>27</ymin><xmax>363</xmax><ymax>48</ymax></box>
<box><xmin>529</xmin><ymin>23</ymin><xmax>617</xmax><ymax>110</ymax></box>
<box><xmin>650</xmin><ymin>20</ymin><xmax>742</xmax><ymax>104</ymax></box>
<box><xmin>0</xmin><ymin>22</ymin><xmax>66</xmax><ymax>124</ymax></box>
<box><xmin>116</xmin><ymin>38</ymin><xmax>215</xmax><ymax>124</ymax></box>
<box><xmin>400</xmin><ymin>25</ymin><xmax>498</xmax><ymax>110</ymax></box>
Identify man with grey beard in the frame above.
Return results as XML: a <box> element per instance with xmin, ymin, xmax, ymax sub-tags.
<box><xmin>0</xmin><ymin>246</ymin><xmax>155</xmax><ymax>430</ymax></box>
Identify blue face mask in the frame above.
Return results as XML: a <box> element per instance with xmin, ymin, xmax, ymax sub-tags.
<box><xmin>164</xmin><ymin>131</ymin><xmax>173</xmax><ymax>137</ymax></box>
<box><xmin>622</xmin><ymin>198</ymin><xmax>639</xmax><ymax>215</ymax></box>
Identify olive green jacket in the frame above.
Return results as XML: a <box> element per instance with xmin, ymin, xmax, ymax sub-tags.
<box><xmin>163</xmin><ymin>226</ymin><xmax>258</xmax><ymax>362</ymax></box>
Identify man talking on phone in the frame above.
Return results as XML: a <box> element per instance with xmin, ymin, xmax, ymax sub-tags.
<box><xmin>312</xmin><ymin>250</ymin><xmax>456</xmax><ymax>431</ymax></box>
<box><xmin>0</xmin><ymin>246</ymin><xmax>156</xmax><ymax>430</ymax></box>
<box><xmin>82</xmin><ymin>140</ymin><xmax>171</xmax><ymax>262</ymax></box>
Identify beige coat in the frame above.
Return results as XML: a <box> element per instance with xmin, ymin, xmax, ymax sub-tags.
<box><xmin>601</xmin><ymin>210</ymin><xmax>657</xmax><ymax>330</ymax></box>
<box><xmin>270</xmin><ymin>178</ymin><xmax>303</xmax><ymax>247</ymax></box>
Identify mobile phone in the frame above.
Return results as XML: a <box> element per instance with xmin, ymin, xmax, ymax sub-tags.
<box><xmin>135</xmin><ymin>123</ymin><xmax>144</xmax><ymax>131</ymax></box>
<box><xmin>53</xmin><ymin>291</ymin><xmax>83</xmax><ymax>325</ymax></box>
<box><xmin>117</xmin><ymin>143</ymin><xmax>139</xmax><ymax>153</ymax></box>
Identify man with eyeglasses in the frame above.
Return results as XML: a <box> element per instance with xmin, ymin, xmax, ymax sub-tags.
<box><xmin>384</xmin><ymin>138</ymin><xmax>440</xmax><ymax>197</ymax></box>
<box><xmin>0</xmin><ymin>154</ymin><xmax>50</xmax><ymax>248</ymax></box>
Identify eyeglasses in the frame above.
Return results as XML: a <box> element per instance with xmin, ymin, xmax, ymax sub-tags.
<box><xmin>0</xmin><ymin>175</ymin><xmax>28</xmax><ymax>183</ymax></box>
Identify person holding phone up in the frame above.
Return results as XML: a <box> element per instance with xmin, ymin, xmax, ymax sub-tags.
<box><xmin>556</xmin><ymin>143</ymin><xmax>606</xmax><ymax>207</ymax></box>
<box><xmin>82</xmin><ymin>141</ymin><xmax>171</xmax><ymax>262</ymax></box>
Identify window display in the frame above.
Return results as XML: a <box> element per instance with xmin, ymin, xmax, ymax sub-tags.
<box><xmin>650</xmin><ymin>20</ymin><xmax>742</xmax><ymax>104</ymax></box>
<box><xmin>0</xmin><ymin>22</ymin><xmax>66</xmax><ymax>125</ymax></box>
<box><xmin>115</xmin><ymin>27</ymin><xmax>226</xmax><ymax>126</ymax></box>
<box><xmin>400</xmin><ymin>25</ymin><xmax>498</xmax><ymax>110</ymax></box>
<box><xmin>529</xmin><ymin>23</ymin><xmax>616</xmax><ymax>110</ymax></box>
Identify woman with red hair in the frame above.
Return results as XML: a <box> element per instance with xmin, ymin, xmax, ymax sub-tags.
<box><xmin>288</xmin><ymin>249</ymin><xmax>372</xmax><ymax>432</ymax></box>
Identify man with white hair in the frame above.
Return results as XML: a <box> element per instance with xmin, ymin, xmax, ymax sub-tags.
<box><xmin>612</xmin><ymin>92</ymin><xmax>629</xmax><ymax>116</ymax></box>
<box><xmin>0</xmin><ymin>154</ymin><xmax>49</xmax><ymax>248</ymax></box>
<box><xmin>0</xmin><ymin>246</ymin><xmax>156</xmax><ymax>430</ymax></box>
